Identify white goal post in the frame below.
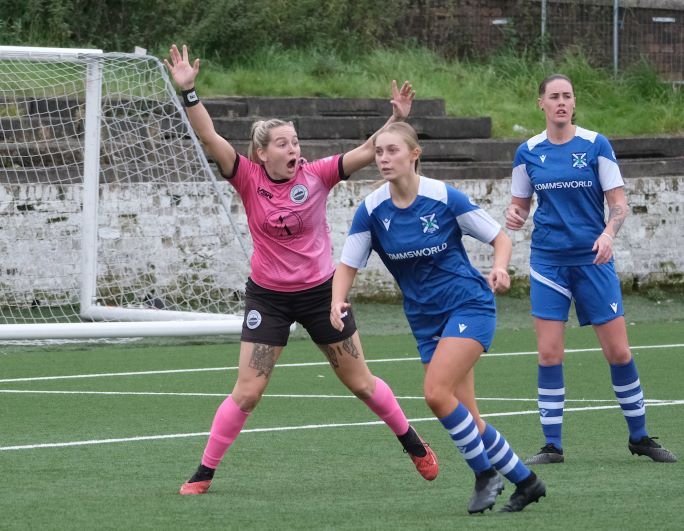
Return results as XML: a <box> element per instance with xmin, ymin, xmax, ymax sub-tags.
<box><xmin>0</xmin><ymin>46</ymin><xmax>251</xmax><ymax>339</ymax></box>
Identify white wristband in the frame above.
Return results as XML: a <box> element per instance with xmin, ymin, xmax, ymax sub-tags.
<box><xmin>601</xmin><ymin>232</ymin><xmax>614</xmax><ymax>241</ymax></box>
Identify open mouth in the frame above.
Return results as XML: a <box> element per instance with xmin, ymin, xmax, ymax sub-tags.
<box><xmin>287</xmin><ymin>158</ymin><xmax>297</xmax><ymax>170</ymax></box>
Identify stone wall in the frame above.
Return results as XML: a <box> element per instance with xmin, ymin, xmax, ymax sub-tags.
<box><xmin>325</xmin><ymin>176</ymin><xmax>683</xmax><ymax>297</ymax></box>
<box><xmin>0</xmin><ymin>175</ymin><xmax>681</xmax><ymax>302</ymax></box>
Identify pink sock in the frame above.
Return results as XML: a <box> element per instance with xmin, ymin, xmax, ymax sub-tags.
<box><xmin>363</xmin><ymin>377</ymin><xmax>410</xmax><ymax>435</ymax></box>
<box><xmin>201</xmin><ymin>395</ymin><xmax>250</xmax><ymax>469</ymax></box>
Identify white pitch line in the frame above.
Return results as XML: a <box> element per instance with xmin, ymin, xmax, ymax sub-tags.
<box><xmin>1</xmin><ymin>343</ymin><xmax>683</xmax><ymax>384</ymax></box>
<box><xmin>1</xmin><ymin>401</ymin><xmax>682</xmax><ymax>452</ymax></box>
<box><xmin>0</xmin><ymin>389</ymin><xmax>678</xmax><ymax>405</ymax></box>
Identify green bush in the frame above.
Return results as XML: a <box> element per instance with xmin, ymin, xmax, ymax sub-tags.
<box><xmin>1</xmin><ymin>0</ymin><xmax>199</xmax><ymax>51</ymax></box>
<box><xmin>0</xmin><ymin>0</ymin><xmax>409</xmax><ymax>60</ymax></box>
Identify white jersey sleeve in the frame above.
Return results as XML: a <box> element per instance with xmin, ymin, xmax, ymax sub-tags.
<box><xmin>340</xmin><ymin>230</ymin><xmax>372</xmax><ymax>269</ymax></box>
<box><xmin>511</xmin><ymin>163</ymin><xmax>534</xmax><ymax>198</ymax></box>
<box><xmin>340</xmin><ymin>202</ymin><xmax>373</xmax><ymax>269</ymax></box>
<box><xmin>457</xmin><ymin>208</ymin><xmax>501</xmax><ymax>244</ymax></box>
<box><xmin>595</xmin><ymin>134</ymin><xmax>624</xmax><ymax>191</ymax></box>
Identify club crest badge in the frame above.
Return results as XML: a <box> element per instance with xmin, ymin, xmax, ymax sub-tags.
<box><xmin>572</xmin><ymin>152</ymin><xmax>588</xmax><ymax>169</ymax></box>
<box><xmin>420</xmin><ymin>213</ymin><xmax>439</xmax><ymax>234</ymax></box>
<box><xmin>246</xmin><ymin>310</ymin><xmax>262</xmax><ymax>329</ymax></box>
<box><xmin>290</xmin><ymin>184</ymin><xmax>309</xmax><ymax>204</ymax></box>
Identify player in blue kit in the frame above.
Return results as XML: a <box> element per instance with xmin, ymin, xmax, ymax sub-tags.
<box><xmin>331</xmin><ymin>122</ymin><xmax>546</xmax><ymax>514</ymax></box>
<box><xmin>505</xmin><ymin>73</ymin><xmax>676</xmax><ymax>465</ymax></box>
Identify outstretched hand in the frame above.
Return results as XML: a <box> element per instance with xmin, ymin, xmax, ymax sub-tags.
<box><xmin>163</xmin><ymin>44</ymin><xmax>200</xmax><ymax>91</ymax></box>
<box><xmin>390</xmin><ymin>80</ymin><xmax>415</xmax><ymax>121</ymax></box>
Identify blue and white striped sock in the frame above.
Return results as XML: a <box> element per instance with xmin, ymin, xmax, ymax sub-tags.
<box><xmin>538</xmin><ymin>364</ymin><xmax>565</xmax><ymax>449</ymax></box>
<box><xmin>439</xmin><ymin>403</ymin><xmax>491</xmax><ymax>473</ymax></box>
<box><xmin>610</xmin><ymin>358</ymin><xmax>647</xmax><ymax>442</ymax></box>
<box><xmin>481</xmin><ymin>423</ymin><xmax>531</xmax><ymax>484</ymax></box>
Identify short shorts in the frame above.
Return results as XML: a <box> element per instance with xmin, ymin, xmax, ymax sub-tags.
<box><xmin>415</xmin><ymin>311</ymin><xmax>496</xmax><ymax>364</ymax></box>
<box><xmin>241</xmin><ymin>276</ymin><xmax>357</xmax><ymax>346</ymax></box>
<box><xmin>529</xmin><ymin>262</ymin><xmax>623</xmax><ymax>326</ymax></box>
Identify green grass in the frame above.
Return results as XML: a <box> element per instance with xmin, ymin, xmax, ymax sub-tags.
<box><xmin>0</xmin><ymin>299</ymin><xmax>682</xmax><ymax>530</ymax></box>
<box><xmin>190</xmin><ymin>46</ymin><xmax>684</xmax><ymax>138</ymax></box>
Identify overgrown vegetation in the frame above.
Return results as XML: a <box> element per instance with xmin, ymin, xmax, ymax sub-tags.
<box><xmin>3</xmin><ymin>1</ymin><xmax>684</xmax><ymax>138</ymax></box>
<box><xmin>0</xmin><ymin>0</ymin><xmax>408</xmax><ymax>59</ymax></box>
<box><xmin>194</xmin><ymin>46</ymin><xmax>684</xmax><ymax>138</ymax></box>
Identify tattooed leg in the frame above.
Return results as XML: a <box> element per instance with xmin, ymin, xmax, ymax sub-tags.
<box><xmin>320</xmin><ymin>336</ymin><xmax>361</xmax><ymax>369</ymax></box>
<box><xmin>249</xmin><ymin>343</ymin><xmax>277</xmax><ymax>378</ymax></box>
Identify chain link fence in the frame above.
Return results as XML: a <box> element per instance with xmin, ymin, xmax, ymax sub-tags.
<box><xmin>402</xmin><ymin>1</ymin><xmax>684</xmax><ymax>82</ymax></box>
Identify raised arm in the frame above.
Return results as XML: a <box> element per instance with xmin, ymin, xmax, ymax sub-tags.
<box><xmin>341</xmin><ymin>80</ymin><xmax>415</xmax><ymax>176</ymax></box>
<box><xmin>330</xmin><ymin>263</ymin><xmax>359</xmax><ymax>331</ymax></box>
<box><xmin>164</xmin><ymin>44</ymin><xmax>237</xmax><ymax>176</ymax></box>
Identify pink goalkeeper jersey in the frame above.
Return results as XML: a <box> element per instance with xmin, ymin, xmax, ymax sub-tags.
<box><xmin>225</xmin><ymin>153</ymin><xmax>345</xmax><ymax>292</ymax></box>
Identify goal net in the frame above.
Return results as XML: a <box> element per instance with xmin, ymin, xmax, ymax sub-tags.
<box><xmin>0</xmin><ymin>46</ymin><xmax>250</xmax><ymax>339</ymax></box>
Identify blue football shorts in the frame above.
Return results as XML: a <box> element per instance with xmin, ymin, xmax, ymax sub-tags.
<box><xmin>415</xmin><ymin>311</ymin><xmax>496</xmax><ymax>364</ymax></box>
<box><xmin>529</xmin><ymin>262</ymin><xmax>624</xmax><ymax>326</ymax></box>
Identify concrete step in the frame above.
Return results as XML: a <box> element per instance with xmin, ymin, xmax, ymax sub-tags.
<box><xmin>212</xmin><ymin>116</ymin><xmax>492</xmax><ymax>140</ymax></box>
<box><xmin>202</xmin><ymin>97</ymin><xmax>446</xmax><ymax>118</ymax></box>
<box><xmin>4</xmin><ymin>136</ymin><xmax>682</xmax><ymax>169</ymax></box>
<box><xmin>7</xmin><ymin>156</ymin><xmax>683</xmax><ymax>185</ymax></box>
<box><xmin>2</xmin><ymin>163</ymin><xmax>205</xmax><ymax>184</ymax></box>
<box><xmin>351</xmin><ymin>157</ymin><xmax>684</xmax><ymax>181</ymax></box>
<box><xmin>229</xmin><ymin>136</ymin><xmax>684</xmax><ymax>162</ymax></box>
<box><xmin>1</xmin><ymin>96</ymin><xmax>446</xmax><ymax>120</ymax></box>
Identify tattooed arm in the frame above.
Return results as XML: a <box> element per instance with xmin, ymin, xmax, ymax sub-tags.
<box><xmin>604</xmin><ymin>187</ymin><xmax>628</xmax><ymax>237</ymax></box>
<box><xmin>593</xmin><ymin>186</ymin><xmax>628</xmax><ymax>265</ymax></box>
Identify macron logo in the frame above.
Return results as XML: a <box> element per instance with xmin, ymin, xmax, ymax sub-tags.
<box><xmin>382</xmin><ymin>218</ymin><xmax>391</xmax><ymax>231</ymax></box>
<box><xmin>610</xmin><ymin>302</ymin><xmax>618</xmax><ymax>313</ymax></box>
<box><xmin>458</xmin><ymin>323</ymin><xmax>467</xmax><ymax>333</ymax></box>
<box><xmin>540</xmin><ymin>155</ymin><xmax>546</xmax><ymax>163</ymax></box>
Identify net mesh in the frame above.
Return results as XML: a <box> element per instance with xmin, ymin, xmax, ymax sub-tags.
<box><xmin>0</xmin><ymin>51</ymin><xmax>250</xmax><ymax>326</ymax></box>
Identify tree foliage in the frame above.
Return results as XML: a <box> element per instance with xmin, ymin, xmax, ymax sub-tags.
<box><xmin>0</xmin><ymin>0</ymin><xmax>410</xmax><ymax>60</ymax></box>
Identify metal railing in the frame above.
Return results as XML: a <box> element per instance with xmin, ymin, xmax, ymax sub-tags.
<box><xmin>402</xmin><ymin>0</ymin><xmax>684</xmax><ymax>82</ymax></box>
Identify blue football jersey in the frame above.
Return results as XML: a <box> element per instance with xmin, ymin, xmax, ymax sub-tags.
<box><xmin>340</xmin><ymin>176</ymin><xmax>500</xmax><ymax>338</ymax></box>
<box><xmin>511</xmin><ymin>126</ymin><xmax>624</xmax><ymax>265</ymax></box>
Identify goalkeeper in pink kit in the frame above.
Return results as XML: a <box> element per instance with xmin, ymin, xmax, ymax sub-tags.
<box><xmin>165</xmin><ymin>44</ymin><xmax>438</xmax><ymax>495</ymax></box>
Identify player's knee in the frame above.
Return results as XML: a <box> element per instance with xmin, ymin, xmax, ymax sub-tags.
<box><xmin>231</xmin><ymin>388</ymin><xmax>264</xmax><ymax>412</ymax></box>
<box><xmin>344</xmin><ymin>374</ymin><xmax>375</xmax><ymax>400</ymax></box>
<box><xmin>605</xmin><ymin>348</ymin><xmax>632</xmax><ymax>365</ymax></box>
<box><xmin>422</xmin><ymin>383</ymin><xmax>449</xmax><ymax>414</ymax></box>
<box><xmin>537</xmin><ymin>348</ymin><xmax>564</xmax><ymax>365</ymax></box>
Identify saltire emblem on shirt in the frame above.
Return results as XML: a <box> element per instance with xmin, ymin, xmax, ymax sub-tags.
<box><xmin>382</xmin><ymin>218</ymin><xmax>391</xmax><ymax>231</ymax></box>
<box><xmin>572</xmin><ymin>152</ymin><xmax>588</xmax><ymax>169</ymax></box>
<box><xmin>420</xmin><ymin>213</ymin><xmax>439</xmax><ymax>234</ymax></box>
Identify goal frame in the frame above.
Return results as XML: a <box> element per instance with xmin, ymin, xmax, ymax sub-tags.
<box><xmin>0</xmin><ymin>46</ymin><xmax>247</xmax><ymax>339</ymax></box>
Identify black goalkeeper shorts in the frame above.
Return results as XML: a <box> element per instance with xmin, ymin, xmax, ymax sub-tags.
<box><xmin>240</xmin><ymin>276</ymin><xmax>357</xmax><ymax>347</ymax></box>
